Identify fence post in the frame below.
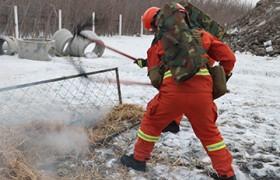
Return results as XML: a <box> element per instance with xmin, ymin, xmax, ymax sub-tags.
<box><xmin>92</xmin><ymin>12</ymin><xmax>95</xmax><ymax>32</ymax></box>
<box><xmin>140</xmin><ymin>16</ymin><xmax>143</xmax><ymax>36</ymax></box>
<box><xmin>115</xmin><ymin>68</ymin><xmax>122</xmax><ymax>104</ymax></box>
<box><xmin>59</xmin><ymin>10</ymin><xmax>62</xmax><ymax>30</ymax></box>
<box><xmin>119</xmin><ymin>14</ymin><xmax>122</xmax><ymax>36</ymax></box>
<box><xmin>14</xmin><ymin>6</ymin><xmax>19</xmax><ymax>39</ymax></box>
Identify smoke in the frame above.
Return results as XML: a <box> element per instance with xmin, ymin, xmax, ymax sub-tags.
<box><xmin>0</xmin><ymin>105</ymin><xmax>114</xmax><ymax>177</ymax></box>
<box><xmin>13</xmin><ymin>120</ymin><xmax>87</xmax><ymax>164</ymax></box>
<box><xmin>68</xmin><ymin>106</ymin><xmax>112</xmax><ymax>128</ymax></box>
<box><xmin>41</xmin><ymin>124</ymin><xmax>88</xmax><ymax>154</ymax></box>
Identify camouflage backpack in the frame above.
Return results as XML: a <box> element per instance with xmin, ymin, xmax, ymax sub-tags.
<box><xmin>155</xmin><ymin>2</ymin><xmax>208</xmax><ymax>83</ymax></box>
<box><xmin>179</xmin><ymin>1</ymin><xmax>226</xmax><ymax>41</ymax></box>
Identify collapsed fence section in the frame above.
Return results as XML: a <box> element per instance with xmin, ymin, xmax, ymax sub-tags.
<box><xmin>0</xmin><ymin>68</ymin><xmax>122</xmax><ymax>125</ymax></box>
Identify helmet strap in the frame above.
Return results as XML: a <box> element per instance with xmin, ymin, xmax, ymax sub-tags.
<box><xmin>150</xmin><ymin>10</ymin><xmax>160</xmax><ymax>29</ymax></box>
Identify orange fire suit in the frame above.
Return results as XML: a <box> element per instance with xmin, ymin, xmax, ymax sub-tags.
<box><xmin>134</xmin><ymin>30</ymin><xmax>236</xmax><ymax>178</ymax></box>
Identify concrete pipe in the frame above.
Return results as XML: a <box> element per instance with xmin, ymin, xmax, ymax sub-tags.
<box><xmin>52</xmin><ymin>28</ymin><xmax>73</xmax><ymax>56</ymax></box>
<box><xmin>80</xmin><ymin>30</ymin><xmax>105</xmax><ymax>57</ymax></box>
<box><xmin>0</xmin><ymin>36</ymin><xmax>18</xmax><ymax>55</ymax></box>
<box><xmin>18</xmin><ymin>38</ymin><xmax>55</xmax><ymax>61</ymax></box>
<box><xmin>69</xmin><ymin>30</ymin><xmax>105</xmax><ymax>58</ymax></box>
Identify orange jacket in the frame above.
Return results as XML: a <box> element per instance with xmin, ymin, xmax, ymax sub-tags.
<box><xmin>146</xmin><ymin>30</ymin><xmax>236</xmax><ymax>93</ymax></box>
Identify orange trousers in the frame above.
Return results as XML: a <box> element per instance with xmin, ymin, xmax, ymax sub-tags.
<box><xmin>134</xmin><ymin>91</ymin><xmax>234</xmax><ymax>177</ymax></box>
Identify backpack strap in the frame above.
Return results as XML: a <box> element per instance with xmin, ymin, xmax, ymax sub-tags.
<box><xmin>191</xmin><ymin>29</ymin><xmax>207</xmax><ymax>54</ymax></box>
<box><xmin>151</xmin><ymin>32</ymin><xmax>163</xmax><ymax>46</ymax></box>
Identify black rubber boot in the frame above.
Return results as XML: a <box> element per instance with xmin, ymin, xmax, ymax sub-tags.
<box><xmin>219</xmin><ymin>174</ymin><xmax>237</xmax><ymax>180</ymax></box>
<box><xmin>211</xmin><ymin>173</ymin><xmax>237</xmax><ymax>180</ymax></box>
<box><xmin>162</xmin><ymin>120</ymin><xmax>180</xmax><ymax>133</ymax></box>
<box><xmin>120</xmin><ymin>154</ymin><xmax>146</xmax><ymax>172</ymax></box>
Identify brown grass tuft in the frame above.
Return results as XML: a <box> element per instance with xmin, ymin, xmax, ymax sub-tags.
<box><xmin>1</xmin><ymin>147</ymin><xmax>38</xmax><ymax>179</ymax></box>
<box><xmin>87</xmin><ymin>104</ymin><xmax>144</xmax><ymax>148</ymax></box>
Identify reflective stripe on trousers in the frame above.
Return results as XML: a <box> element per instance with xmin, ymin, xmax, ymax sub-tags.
<box><xmin>206</xmin><ymin>140</ymin><xmax>226</xmax><ymax>152</ymax></box>
<box><xmin>138</xmin><ymin>129</ymin><xmax>160</xmax><ymax>142</ymax></box>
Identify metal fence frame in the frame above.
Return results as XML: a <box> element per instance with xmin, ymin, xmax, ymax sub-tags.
<box><xmin>0</xmin><ymin>67</ymin><xmax>122</xmax><ymax>124</ymax></box>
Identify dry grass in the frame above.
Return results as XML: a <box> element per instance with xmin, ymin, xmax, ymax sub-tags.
<box><xmin>0</xmin><ymin>103</ymin><xmax>144</xmax><ymax>179</ymax></box>
<box><xmin>0</xmin><ymin>125</ymin><xmax>38</xmax><ymax>179</ymax></box>
<box><xmin>87</xmin><ymin>103</ymin><xmax>144</xmax><ymax>148</ymax></box>
<box><xmin>1</xmin><ymin>147</ymin><xmax>38</xmax><ymax>179</ymax></box>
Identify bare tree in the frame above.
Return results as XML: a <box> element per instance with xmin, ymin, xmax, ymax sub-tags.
<box><xmin>0</xmin><ymin>0</ymin><xmax>253</xmax><ymax>37</ymax></box>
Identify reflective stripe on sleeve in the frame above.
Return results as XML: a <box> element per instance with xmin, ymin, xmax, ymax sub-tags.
<box><xmin>138</xmin><ymin>129</ymin><xmax>160</xmax><ymax>142</ymax></box>
<box><xmin>163</xmin><ymin>68</ymin><xmax>210</xmax><ymax>80</ymax></box>
<box><xmin>206</xmin><ymin>141</ymin><xmax>226</xmax><ymax>152</ymax></box>
<box><xmin>195</xmin><ymin>68</ymin><xmax>210</xmax><ymax>76</ymax></box>
<box><xmin>163</xmin><ymin>70</ymin><xmax>172</xmax><ymax>79</ymax></box>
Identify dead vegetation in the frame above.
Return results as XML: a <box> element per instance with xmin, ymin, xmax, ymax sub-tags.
<box><xmin>88</xmin><ymin>103</ymin><xmax>144</xmax><ymax>147</ymax></box>
<box><xmin>0</xmin><ymin>103</ymin><xmax>144</xmax><ymax>179</ymax></box>
<box><xmin>0</xmin><ymin>125</ymin><xmax>39</xmax><ymax>179</ymax></box>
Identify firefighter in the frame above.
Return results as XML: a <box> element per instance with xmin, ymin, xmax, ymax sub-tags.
<box><xmin>135</xmin><ymin>7</ymin><xmax>181</xmax><ymax>133</ymax></box>
<box><xmin>121</xmin><ymin>5</ymin><xmax>237</xmax><ymax>180</ymax></box>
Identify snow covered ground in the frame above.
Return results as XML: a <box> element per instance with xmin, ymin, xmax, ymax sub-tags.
<box><xmin>0</xmin><ymin>35</ymin><xmax>279</xmax><ymax>179</ymax></box>
<box><xmin>240</xmin><ymin>0</ymin><xmax>259</xmax><ymax>5</ymax></box>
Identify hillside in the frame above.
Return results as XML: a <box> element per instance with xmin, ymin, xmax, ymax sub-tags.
<box><xmin>225</xmin><ymin>0</ymin><xmax>280</xmax><ymax>56</ymax></box>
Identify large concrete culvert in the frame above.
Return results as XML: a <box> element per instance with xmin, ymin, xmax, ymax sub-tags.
<box><xmin>69</xmin><ymin>30</ymin><xmax>105</xmax><ymax>58</ymax></box>
<box><xmin>52</xmin><ymin>28</ymin><xmax>73</xmax><ymax>56</ymax></box>
<box><xmin>0</xmin><ymin>36</ymin><xmax>18</xmax><ymax>55</ymax></box>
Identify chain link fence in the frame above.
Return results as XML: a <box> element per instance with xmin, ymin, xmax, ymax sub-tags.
<box><xmin>0</xmin><ymin>68</ymin><xmax>122</xmax><ymax>125</ymax></box>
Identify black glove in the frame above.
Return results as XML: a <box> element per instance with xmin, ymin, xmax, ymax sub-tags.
<box><xmin>226</xmin><ymin>72</ymin><xmax>232</xmax><ymax>82</ymax></box>
<box><xmin>134</xmin><ymin>58</ymin><xmax>147</xmax><ymax>68</ymax></box>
